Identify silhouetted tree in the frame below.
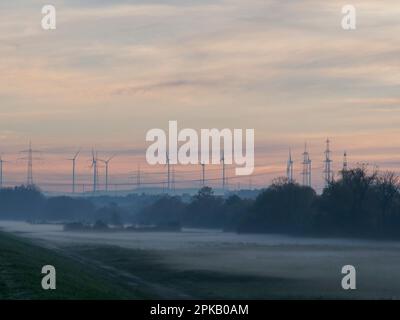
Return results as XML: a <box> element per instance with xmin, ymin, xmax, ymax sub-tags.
<box><xmin>316</xmin><ymin>166</ymin><xmax>400</xmax><ymax>237</ymax></box>
<box><xmin>135</xmin><ymin>195</ymin><xmax>186</xmax><ymax>226</ymax></box>
<box><xmin>0</xmin><ymin>185</ymin><xmax>45</xmax><ymax>220</ymax></box>
<box><xmin>374</xmin><ymin>171</ymin><xmax>400</xmax><ymax>232</ymax></box>
<box><xmin>222</xmin><ymin>195</ymin><xmax>253</xmax><ymax>231</ymax></box>
<box><xmin>184</xmin><ymin>187</ymin><xmax>224</xmax><ymax>228</ymax></box>
<box><xmin>95</xmin><ymin>202</ymin><xmax>128</xmax><ymax>226</ymax></box>
<box><xmin>238</xmin><ymin>178</ymin><xmax>316</xmax><ymax>234</ymax></box>
<box><xmin>44</xmin><ymin>196</ymin><xmax>95</xmax><ymax>221</ymax></box>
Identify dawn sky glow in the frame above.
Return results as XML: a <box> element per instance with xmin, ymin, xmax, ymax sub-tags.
<box><xmin>1</xmin><ymin>0</ymin><xmax>400</xmax><ymax>191</ymax></box>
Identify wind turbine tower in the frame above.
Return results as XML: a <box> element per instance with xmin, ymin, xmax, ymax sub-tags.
<box><xmin>68</xmin><ymin>149</ymin><xmax>80</xmax><ymax>193</ymax></box>
<box><xmin>172</xmin><ymin>165</ymin><xmax>176</xmax><ymax>193</ymax></box>
<box><xmin>101</xmin><ymin>154</ymin><xmax>115</xmax><ymax>192</ymax></box>
<box><xmin>90</xmin><ymin>150</ymin><xmax>98</xmax><ymax>193</ymax></box>
<box><xmin>221</xmin><ymin>152</ymin><xmax>226</xmax><ymax>191</ymax></box>
<box><xmin>136</xmin><ymin>164</ymin><xmax>141</xmax><ymax>190</ymax></box>
<box><xmin>286</xmin><ymin>148</ymin><xmax>294</xmax><ymax>183</ymax></box>
<box><xmin>0</xmin><ymin>157</ymin><xmax>3</xmax><ymax>189</ymax></box>
<box><xmin>27</xmin><ymin>142</ymin><xmax>33</xmax><ymax>185</ymax></box>
<box><xmin>166</xmin><ymin>152</ymin><xmax>171</xmax><ymax>191</ymax></box>
<box><xmin>323</xmin><ymin>138</ymin><xmax>333</xmax><ymax>186</ymax></box>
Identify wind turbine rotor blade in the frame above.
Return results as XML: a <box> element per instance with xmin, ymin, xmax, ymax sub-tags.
<box><xmin>74</xmin><ymin>149</ymin><xmax>81</xmax><ymax>160</ymax></box>
<box><xmin>107</xmin><ymin>154</ymin><xmax>116</xmax><ymax>162</ymax></box>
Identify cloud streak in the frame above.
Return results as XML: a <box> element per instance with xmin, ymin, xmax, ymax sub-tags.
<box><xmin>0</xmin><ymin>0</ymin><xmax>400</xmax><ymax>187</ymax></box>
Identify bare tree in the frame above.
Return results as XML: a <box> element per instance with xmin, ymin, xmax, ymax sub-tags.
<box><xmin>375</xmin><ymin>171</ymin><xmax>400</xmax><ymax>232</ymax></box>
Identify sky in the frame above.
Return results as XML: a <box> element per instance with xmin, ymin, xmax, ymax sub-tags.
<box><xmin>0</xmin><ymin>0</ymin><xmax>400</xmax><ymax>191</ymax></box>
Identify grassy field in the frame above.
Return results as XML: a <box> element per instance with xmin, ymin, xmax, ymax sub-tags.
<box><xmin>0</xmin><ymin>231</ymin><xmax>152</xmax><ymax>299</ymax></box>
<box><xmin>0</xmin><ymin>230</ymin><xmax>304</xmax><ymax>300</ymax></box>
<box><xmin>2</xmin><ymin>227</ymin><xmax>390</xmax><ymax>299</ymax></box>
<box><xmin>71</xmin><ymin>245</ymin><xmax>307</xmax><ymax>299</ymax></box>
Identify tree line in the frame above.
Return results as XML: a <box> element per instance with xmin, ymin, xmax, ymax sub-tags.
<box><xmin>1</xmin><ymin>166</ymin><xmax>400</xmax><ymax>239</ymax></box>
<box><xmin>130</xmin><ymin>165</ymin><xmax>400</xmax><ymax>239</ymax></box>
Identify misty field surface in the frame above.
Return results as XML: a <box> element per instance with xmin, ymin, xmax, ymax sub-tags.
<box><xmin>1</xmin><ymin>221</ymin><xmax>400</xmax><ymax>299</ymax></box>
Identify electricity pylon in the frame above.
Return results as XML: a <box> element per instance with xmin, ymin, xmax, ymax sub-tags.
<box><xmin>302</xmin><ymin>143</ymin><xmax>312</xmax><ymax>187</ymax></box>
<box><xmin>323</xmin><ymin>138</ymin><xmax>333</xmax><ymax>186</ymax></box>
<box><xmin>0</xmin><ymin>155</ymin><xmax>10</xmax><ymax>189</ymax></box>
<box><xmin>343</xmin><ymin>151</ymin><xmax>348</xmax><ymax>171</ymax></box>
<box><xmin>20</xmin><ymin>141</ymin><xmax>42</xmax><ymax>186</ymax></box>
<box><xmin>286</xmin><ymin>148</ymin><xmax>294</xmax><ymax>183</ymax></box>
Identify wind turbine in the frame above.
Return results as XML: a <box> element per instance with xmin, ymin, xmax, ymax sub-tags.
<box><xmin>90</xmin><ymin>149</ymin><xmax>98</xmax><ymax>193</ymax></box>
<box><xmin>136</xmin><ymin>164</ymin><xmax>141</xmax><ymax>190</ymax></box>
<box><xmin>68</xmin><ymin>149</ymin><xmax>80</xmax><ymax>193</ymax></box>
<box><xmin>221</xmin><ymin>151</ymin><xmax>226</xmax><ymax>191</ymax></box>
<box><xmin>166</xmin><ymin>152</ymin><xmax>171</xmax><ymax>191</ymax></box>
<box><xmin>100</xmin><ymin>154</ymin><xmax>116</xmax><ymax>192</ymax></box>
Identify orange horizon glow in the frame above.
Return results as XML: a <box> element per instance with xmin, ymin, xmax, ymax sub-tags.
<box><xmin>1</xmin><ymin>1</ymin><xmax>400</xmax><ymax>192</ymax></box>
